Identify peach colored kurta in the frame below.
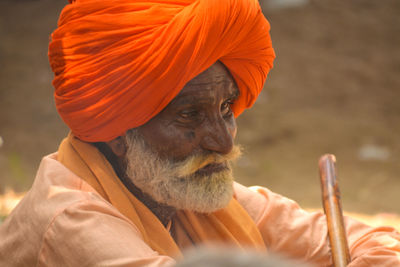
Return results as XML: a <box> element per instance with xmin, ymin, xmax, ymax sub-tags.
<box><xmin>1</xmin><ymin>153</ymin><xmax>399</xmax><ymax>266</ymax></box>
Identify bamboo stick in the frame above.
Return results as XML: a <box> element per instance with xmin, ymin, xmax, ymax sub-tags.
<box><xmin>319</xmin><ymin>154</ymin><xmax>351</xmax><ymax>267</ymax></box>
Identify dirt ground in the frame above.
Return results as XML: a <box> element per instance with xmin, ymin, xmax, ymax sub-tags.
<box><xmin>0</xmin><ymin>0</ymin><xmax>399</xmax><ymax>216</ymax></box>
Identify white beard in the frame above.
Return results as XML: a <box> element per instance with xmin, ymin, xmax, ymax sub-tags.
<box><xmin>124</xmin><ymin>129</ymin><xmax>241</xmax><ymax>213</ymax></box>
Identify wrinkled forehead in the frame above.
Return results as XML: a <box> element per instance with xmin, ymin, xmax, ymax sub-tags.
<box><xmin>176</xmin><ymin>61</ymin><xmax>239</xmax><ymax>99</ymax></box>
<box><xmin>188</xmin><ymin>62</ymin><xmax>236</xmax><ymax>85</ymax></box>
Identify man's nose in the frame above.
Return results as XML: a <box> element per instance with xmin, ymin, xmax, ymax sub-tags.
<box><xmin>200</xmin><ymin>116</ymin><xmax>234</xmax><ymax>155</ymax></box>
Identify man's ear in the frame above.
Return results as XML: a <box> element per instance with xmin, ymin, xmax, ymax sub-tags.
<box><xmin>105</xmin><ymin>135</ymin><xmax>127</xmax><ymax>157</ymax></box>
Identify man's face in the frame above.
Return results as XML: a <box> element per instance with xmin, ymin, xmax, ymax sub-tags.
<box><xmin>137</xmin><ymin>61</ymin><xmax>239</xmax><ymax>162</ymax></box>
<box><xmin>124</xmin><ymin>61</ymin><xmax>240</xmax><ymax>212</ymax></box>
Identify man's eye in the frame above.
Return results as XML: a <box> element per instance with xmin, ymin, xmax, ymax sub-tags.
<box><xmin>221</xmin><ymin>100</ymin><xmax>234</xmax><ymax>117</ymax></box>
<box><xmin>178</xmin><ymin>110</ymin><xmax>199</xmax><ymax>122</ymax></box>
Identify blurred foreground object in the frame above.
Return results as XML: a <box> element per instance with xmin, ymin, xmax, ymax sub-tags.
<box><xmin>176</xmin><ymin>246</ymin><xmax>310</xmax><ymax>267</ymax></box>
<box><xmin>319</xmin><ymin>154</ymin><xmax>351</xmax><ymax>267</ymax></box>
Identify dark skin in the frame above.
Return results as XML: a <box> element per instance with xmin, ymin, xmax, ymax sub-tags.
<box><xmin>98</xmin><ymin>61</ymin><xmax>239</xmax><ymax>226</ymax></box>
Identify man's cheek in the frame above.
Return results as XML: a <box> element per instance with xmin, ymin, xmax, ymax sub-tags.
<box><xmin>184</xmin><ymin>130</ymin><xmax>196</xmax><ymax>141</ymax></box>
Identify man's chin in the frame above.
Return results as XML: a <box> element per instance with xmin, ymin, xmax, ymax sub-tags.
<box><xmin>162</xmin><ymin>187</ymin><xmax>234</xmax><ymax>214</ymax></box>
<box><xmin>145</xmin><ymin>170</ymin><xmax>235</xmax><ymax>213</ymax></box>
<box><xmin>177</xmin><ymin>183</ymin><xmax>234</xmax><ymax>213</ymax></box>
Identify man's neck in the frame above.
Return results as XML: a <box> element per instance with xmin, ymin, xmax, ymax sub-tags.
<box><xmin>94</xmin><ymin>142</ymin><xmax>177</xmax><ymax>227</ymax></box>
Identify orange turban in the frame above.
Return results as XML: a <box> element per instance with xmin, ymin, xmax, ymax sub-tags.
<box><xmin>49</xmin><ymin>0</ymin><xmax>275</xmax><ymax>142</ymax></box>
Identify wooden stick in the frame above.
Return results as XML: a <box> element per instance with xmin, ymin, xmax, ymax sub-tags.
<box><xmin>319</xmin><ymin>154</ymin><xmax>351</xmax><ymax>267</ymax></box>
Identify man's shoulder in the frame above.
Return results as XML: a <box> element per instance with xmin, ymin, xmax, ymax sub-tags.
<box><xmin>233</xmin><ymin>182</ymin><xmax>272</xmax><ymax>223</ymax></box>
<box><xmin>36</xmin><ymin>153</ymin><xmax>98</xmax><ymax>192</ymax></box>
<box><xmin>0</xmin><ymin>153</ymin><xmax>124</xmax><ymax>266</ymax></box>
<box><xmin>7</xmin><ymin>152</ymin><xmax>118</xmax><ymax>223</ymax></box>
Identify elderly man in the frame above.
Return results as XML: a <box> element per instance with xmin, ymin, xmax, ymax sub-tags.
<box><xmin>1</xmin><ymin>0</ymin><xmax>400</xmax><ymax>266</ymax></box>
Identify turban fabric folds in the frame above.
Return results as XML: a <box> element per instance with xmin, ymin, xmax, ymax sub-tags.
<box><xmin>49</xmin><ymin>0</ymin><xmax>275</xmax><ymax>142</ymax></box>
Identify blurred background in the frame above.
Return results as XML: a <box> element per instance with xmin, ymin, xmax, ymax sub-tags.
<box><xmin>0</xmin><ymin>0</ymin><xmax>399</xmax><ymax>222</ymax></box>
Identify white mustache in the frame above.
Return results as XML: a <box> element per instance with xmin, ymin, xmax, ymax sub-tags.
<box><xmin>174</xmin><ymin>145</ymin><xmax>242</xmax><ymax>178</ymax></box>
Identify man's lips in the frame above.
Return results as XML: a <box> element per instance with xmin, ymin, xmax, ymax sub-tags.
<box><xmin>194</xmin><ymin>162</ymin><xmax>228</xmax><ymax>177</ymax></box>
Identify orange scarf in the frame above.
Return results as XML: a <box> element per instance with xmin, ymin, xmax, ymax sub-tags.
<box><xmin>58</xmin><ymin>133</ymin><xmax>266</xmax><ymax>258</ymax></box>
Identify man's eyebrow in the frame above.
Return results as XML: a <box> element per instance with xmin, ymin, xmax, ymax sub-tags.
<box><xmin>170</xmin><ymin>94</ymin><xmax>202</xmax><ymax>106</ymax></box>
<box><xmin>230</xmin><ymin>88</ymin><xmax>240</xmax><ymax>99</ymax></box>
<box><xmin>171</xmin><ymin>80</ymin><xmax>240</xmax><ymax>105</ymax></box>
<box><xmin>171</xmin><ymin>91</ymin><xmax>238</xmax><ymax>107</ymax></box>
